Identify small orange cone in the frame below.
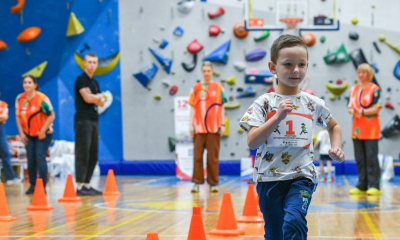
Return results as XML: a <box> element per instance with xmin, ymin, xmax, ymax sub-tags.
<box><xmin>0</xmin><ymin>222</ymin><xmax>14</xmax><ymax>236</ymax></box>
<box><xmin>58</xmin><ymin>174</ymin><xmax>81</xmax><ymax>203</ymax></box>
<box><xmin>237</xmin><ymin>184</ymin><xmax>263</xmax><ymax>223</ymax></box>
<box><xmin>103</xmin><ymin>169</ymin><xmax>121</xmax><ymax>196</ymax></box>
<box><xmin>0</xmin><ymin>183</ymin><xmax>16</xmax><ymax>222</ymax></box>
<box><xmin>146</xmin><ymin>232</ymin><xmax>159</xmax><ymax>240</ymax></box>
<box><xmin>187</xmin><ymin>207</ymin><xmax>206</xmax><ymax>240</ymax></box>
<box><xmin>209</xmin><ymin>193</ymin><xmax>245</xmax><ymax>236</ymax></box>
<box><xmin>27</xmin><ymin>178</ymin><xmax>53</xmax><ymax>211</ymax></box>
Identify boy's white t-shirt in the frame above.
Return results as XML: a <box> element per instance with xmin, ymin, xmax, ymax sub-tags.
<box><xmin>316</xmin><ymin>129</ymin><xmax>330</xmax><ymax>155</ymax></box>
<box><xmin>239</xmin><ymin>91</ymin><xmax>332</xmax><ymax>183</ymax></box>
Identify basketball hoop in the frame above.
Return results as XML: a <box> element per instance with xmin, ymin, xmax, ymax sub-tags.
<box><xmin>279</xmin><ymin>18</ymin><xmax>304</xmax><ymax>29</ymax></box>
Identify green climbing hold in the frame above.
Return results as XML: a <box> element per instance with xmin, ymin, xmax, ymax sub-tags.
<box><xmin>254</xmin><ymin>30</ymin><xmax>270</xmax><ymax>42</ymax></box>
<box><xmin>320</xmin><ymin>36</ymin><xmax>326</xmax><ymax>43</ymax></box>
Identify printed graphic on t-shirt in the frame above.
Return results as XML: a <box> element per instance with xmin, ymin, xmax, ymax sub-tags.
<box><xmin>266</xmin><ymin>112</ymin><xmax>312</xmax><ymax>148</ymax></box>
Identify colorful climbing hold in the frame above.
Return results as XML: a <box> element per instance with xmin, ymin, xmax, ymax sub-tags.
<box><xmin>169</xmin><ymin>85</ymin><xmax>178</xmax><ymax>95</ymax></box>
<box><xmin>187</xmin><ymin>39</ymin><xmax>203</xmax><ymax>54</ymax></box>
<box><xmin>17</xmin><ymin>27</ymin><xmax>41</xmax><ymax>43</ymax></box>
<box><xmin>67</xmin><ymin>13</ymin><xmax>85</xmax><ymax>37</ymax></box>
<box><xmin>0</xmin><ymin>40</ymin><xmax>7</xmax><ymax>51</ymax></box>
<box><xmin>208</xmin><ymin>7</ymin><xmax>225</xmax><ymax>19</ymax></box>
<box><xmin>233</xmin><ymin>21</ymin><xmax>249</xmax><ymax>39</ymax></box>
<box><xmin>22</xmin><ymin>61</ymin><xmax>48</xmax><ymax>78</ymax></box>
<box><xmin>351</xmin><ymin>17</ymin><xmax>358</xmax><ymax>25</ymax></box>
<box><xmin>11</xmin><ymin>0</ymin><xmax>25</xmax><ymax>14</ymax></box>
<box><xmin>302</xmin><ymin>33</ymin><xmax>316</xmax><ymax>47</ymax></box>
<box><xmin>209</xmin><ymin>25</ymin><xmax>221</xmax><ymax>37</ymax></box>
<box><xmin>254</xmin><ymin>31</ymin><xmax>270</xmax><ymax>42</ymax></box>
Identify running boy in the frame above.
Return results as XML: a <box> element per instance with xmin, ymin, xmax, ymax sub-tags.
<box><xmin>239</xmin><ymin>34</ymin><xmax>344</xmax><ymax>239</ymax></box>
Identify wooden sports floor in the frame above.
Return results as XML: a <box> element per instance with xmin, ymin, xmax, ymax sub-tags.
<box><xmin>2</xmin><ymin>175</ymin><xmax>400</xmax><ymax>239</ymax></box>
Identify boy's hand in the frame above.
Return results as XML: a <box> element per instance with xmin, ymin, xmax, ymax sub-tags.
<box><xmin>328</xmin><ymin>147</ymin><xmax>345</xmax><ymax>162</ymax></box>
<box><xmin>276</xmin><ymin>99</ymin><xmax>293</xmax><ymax>121</ymax></box>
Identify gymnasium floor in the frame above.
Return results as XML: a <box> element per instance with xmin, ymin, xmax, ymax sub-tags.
<box><xmin>2</xmin><ymin>175</ymin><xmax>400</xmax><ymax>239</ymax></box>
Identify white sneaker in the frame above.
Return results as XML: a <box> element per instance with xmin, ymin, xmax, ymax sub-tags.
<box><xmin>191</xmin><ymin>184</ymin><xmax>199</xmax><ymax>193</ymax></box>
<box><xmin>6</xmin><ymin>178</ymin><xmax>22</xmax><ymax>185</ymax></box>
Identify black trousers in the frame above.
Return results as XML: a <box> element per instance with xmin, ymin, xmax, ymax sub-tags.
<box><xmin>353</xmin><ymin>139</ymin><xmax>380</xmax><ymax>190</ymax></box>
<box><xmin>75</xmin><ymin>120</ymin><xmax>98</xmax><ymax>183</ymax></box>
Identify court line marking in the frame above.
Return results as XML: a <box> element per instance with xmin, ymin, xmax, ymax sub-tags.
<box><xmin>83</xmin><ymin>178</ymin><xmax>241</xmax><ymax>239</ymax></box>
<box><xmin>17</xmin><ymin>186</ymin><xmax>179</xmax><ymax>240</ymax></box>
<box><xmin>16</xmin><ymin>211</ymin><xmax>108</xmax><ymax>240</ymax></box>
<box><xmin>5</xmin><ymin>235</ymin><xmax>400</xmax><ymax>239</ymax></box>
<box><xmin>80</xmin><ymin>211</ymin><xmax>155</xmax><ymax>240</ymax></box>
<box><xmin>361</xmin><ymin>209</ymin><xmax>383</xmax><ymax>240</ymax></box>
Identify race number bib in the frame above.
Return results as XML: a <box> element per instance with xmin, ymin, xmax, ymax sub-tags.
<box><xmin>266</xmin><ymin>112</ymin><xmax>313</xmax><ymax>148</ymax></box>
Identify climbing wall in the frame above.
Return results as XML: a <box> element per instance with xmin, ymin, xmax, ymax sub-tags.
<box><xmin>119</xmin><ymin>0</ymin><xmax>400</xmax><ymax>161</ymax></box>
<box><xmin>0</xmin><ymin>0</ymin><xmax>122</xmax><ymax>162</ymax></box>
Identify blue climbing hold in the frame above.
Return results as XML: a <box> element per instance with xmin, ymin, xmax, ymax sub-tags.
<box><xmin>173</xmin><ymin>26</ymin><xmax>184</xmax><ymax>36</ymax></box>
<box><xmin>133</xmin><ymin>63</ymin><xmax>158</xmax><ymax>88</ymax></box>
<box><xmin>245</xmin><ymin>69</ymin><xmax>274</xmax><ymax>84</ymax></box>
<box><xmin>204</xmin><ymin>40</ymin><xmax>231</xmax><ymax>64</ymax></box>
<box><xmin>159</xmin><ymin>39</ymin><xmax>169</xmax><ymax>49</ymax></box>
<box><xmin>370</xmin><ymin>62</ymin><xmax>379</xmax><ymax>73</ymax></box>
<box><xmin>236</xmin><ymin>87</ymin><xmax>256</xmax><ymax>98</ymax></box>
<box><xmin>149</xmin><ymin>48</ymin><xmax>173</xmax><ymax>74</ymax></box>
<box><xmin>394</xmin><ymin>60</ymin><xmax>400</xmax><ymax>80</ymax></box>
<box><xmin>246</xmin><ymin>49</ymin><xmax>267</xmax><ymax>62</ymax></box>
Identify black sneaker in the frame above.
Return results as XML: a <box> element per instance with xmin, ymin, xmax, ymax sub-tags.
<box><xmin>77</xmin><ymin>186</ymin><xmax>96</xmax><ymax>196</ymax></box>
<box><xmin>88</xmin><ymin>187</ymin><xmax>103</xmax><ymax>195</ymax></box>
<box><xmin>25</xmin><ymin>186</ymin><xmax>35</xmax><ymax>195</ymax></box>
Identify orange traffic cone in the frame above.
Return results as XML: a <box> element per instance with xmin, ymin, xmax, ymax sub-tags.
<box><xmin>0</xmin><ymin>183</ymin><xmax>16</xmax><ymax>222</ymax></box>
<box><xmin>146</xmin><ymin>232</ymin><xmax>159</xmax><ymax>240</ymax></box>
<box><xmin>237</xmin><ymin>184</ymin><xmax>263</xmax><ymax>223</ymax></box>
<box><xmin>187</xmin><ymin>206</ymin><xmax>206</xmax><ymax>240</ymax></box>
<box><xmin>27</xmin><ymin>178</ymin><xmax>53</xmax><ymax>211</ymax></box>
<box><xmin>103</xmin><ymin>169</ymin><xmax>121</xmax><ymax>196</ymax></box>
<box><xmin>209</xmin><ymin>193</ymin><xmax>245</xmax><ymax>236</ymax></box>
<box><xmin>58</xmin><ymin>174</ymin><xmax>81</xmax><ymax>203</ymax></box>
<box><xmin>0</xmin><ymin>222</ymin><xmax>14</xmax><ymax>236</ymax></box>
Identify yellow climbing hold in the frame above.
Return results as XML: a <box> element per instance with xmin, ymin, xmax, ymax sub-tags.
<box><xmin>351</xmin><ymin>17</ymin><xmax>358</xmax><ymax>25</ymax></box>
<box><xmin>226</xmin><ymin>76</ymin><xmax>236</xmax><ymax>85</ymax></box>
<box><xmin>22</xmin><ymin>61</ymin><xmax>48</xmax><ymax>78</ymax></box>
<box><xmin>238</xmin><ymin>128</ymin><xmax>244</xmax><ymax>133</ymax></box>
<box><xmin>376</xmin><ymin>35</ymin><xmax>400</xmax><ymax>55</ymax></box>
<box><xmin>224</xmin><ymin>102</ymin><xmax>241</xmax><ymax>109</ymax></box>
<box><xmin>326</xmin><ymin>82</ymin><xmax>349</xmax><ymax>96</ymax></box>
<box><xmin>377</xmin><ymin>35</ymin><xmax>385</xmax><ymax>42</ymax></box>
<box><xmin>74</xmin><ymin>52</ymin><xmax>120</xmax><ymax>76</ymax></box>
<box><xmin>223</xmin><ymin>118</ymin><xmax>230</xmax><ymax>137</ymax></box>
<box><xmin>154</xmin><ymin>95</ymin><xmax>161</xmax><ymax>100</ymax></box>
<box><xmin>66</xmin><ymin>13</ymin><xmax>85</xmax><ymax>37</ymax></box>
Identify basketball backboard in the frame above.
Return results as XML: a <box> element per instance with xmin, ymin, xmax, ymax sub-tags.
<box><xmin>244</xmin><ymin>0</ymin><xmax>340</xmax><ymax>32</ymax></box>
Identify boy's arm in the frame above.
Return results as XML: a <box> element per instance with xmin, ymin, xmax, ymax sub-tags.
<box><xmin>247</xmin><ymin>99</ymin><xmax>292</xmax><ymax>149</ymax></box>
<box><xmin>326</xmin><ymin>117</ymin><xmax>345</xmax><ymax>162</ymax></box>
<box><xmin>313</xmin><ymin>140</ymin><xmax>320</xmax><ymax>149</ymax></box>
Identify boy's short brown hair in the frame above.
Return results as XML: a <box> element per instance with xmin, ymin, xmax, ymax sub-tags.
<box><xmin>270</xmin><ymin>34</ymin><xmax>308</xmax><ymax>63</ymax></box>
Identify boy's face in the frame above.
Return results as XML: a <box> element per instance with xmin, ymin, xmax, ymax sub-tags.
<box><xmin>268</xmin><ymin>45</ymin><xmax>308</xmax><ymax>89</ymax></box>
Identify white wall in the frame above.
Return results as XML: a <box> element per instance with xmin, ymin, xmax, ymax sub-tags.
<box><xmin>119</xmin><ymin>0</ymin><xmax>400</xmax><ymax>161</ymax></box>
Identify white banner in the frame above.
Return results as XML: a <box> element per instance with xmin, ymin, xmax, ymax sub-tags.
<box><xmin>174</xmin><ymin>96</ymin><xmax>207</xmax><ymax>180</ymax></box>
